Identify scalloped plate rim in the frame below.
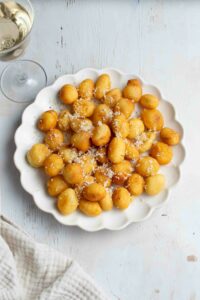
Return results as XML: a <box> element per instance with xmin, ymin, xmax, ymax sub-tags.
<box><xmin>13</xmin><ymin>67</ymin><xmax>185</xmax><ymax>231</ymax></box>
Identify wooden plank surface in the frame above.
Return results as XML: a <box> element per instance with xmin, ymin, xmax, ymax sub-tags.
<box><xmin>1</xmin><ymin>1</ymin><xmax>200</xmax><ymax>299</ymax></box>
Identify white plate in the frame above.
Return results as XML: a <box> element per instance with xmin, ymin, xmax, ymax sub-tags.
<box><xmin>14</xmin><ymin>68</ymin><xmax>185</xmax><ymax>231</ymax></box>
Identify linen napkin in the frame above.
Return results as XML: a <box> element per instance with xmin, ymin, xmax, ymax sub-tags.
<box><xmin>0</xmin><ymin>215</ymin><xmax>108</xmax><ymax>300</ymax></box>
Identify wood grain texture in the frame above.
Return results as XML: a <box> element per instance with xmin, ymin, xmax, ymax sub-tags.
<box><xmin>1</xmin><ymin>1</ymin><xmax>200</xmax><ymax>299</ymax></box>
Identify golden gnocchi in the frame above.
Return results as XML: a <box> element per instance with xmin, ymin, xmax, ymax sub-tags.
<box><xmin>94</xmin><ymin>74</ymin><xmax>111</xmax><ymax>99</ymax></box>
<box><xmin>27</xmin><ymin>74</ymin><xmax>181</xmax><ymax>218</ymax></box>
<box><xmin>150</xmin><ymin>142</ymin><xmax>173</xmax><ymax>165</ymax></box>
<box><xmin>83</xmin><ymin>183</ymin><xmax>106</xmax><ymax>201</ymax></box>
<box><xmin>59</xmin><ymin>84</ymin><xmax>78</xmax><ymax>104</ymax></box>
<box><xmin>27</xmin><ymin>143</ymin><xmax>50</xmax><ymax>168</ymax></box>
<box><xmin>111</xmin><ymin>114</ymin><xmax>129</xmax><ymax>138</ymax></box>
<box><xmin>144</xmin><ymin>174</ymin><xmax>165</xmax><ymax>195</ymax></box>
<box><xmin>63</xmin><ymin>163</ymin><xmax>83</xmax><ymax>185</ymax></box>
<box><xmin>135</xmin><ymin>156</ymin><xmax>160</xmax><ymax>177</ymax></box>
<box><xmin>160</xmin><ymin>127</ymin><xmax>180</xmax><ymax>146</ymax></box>
<box><xmin>44</xmin><ymin>128</ymin><xmax>64</xmax><ymax>151</ymax></box>
<box><xmin>44</xmin><ymin>154</ymin><xmax>64</xmax><ymax>177</ymax></box>
<box><xmin>57</xmin><ymin>188</ymin><xmax>78</xmax><ymax>215</ymax></box>
<box><xmin>37</xmin><ymin>110</ymin><xmax>58</xmax><ymax>132</ymax></box>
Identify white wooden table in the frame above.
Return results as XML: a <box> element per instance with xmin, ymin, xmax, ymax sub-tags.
<box><xmin>1</xmin><ymin>1</ymin><xmax>200</xmax><ymax>299</ymax></box>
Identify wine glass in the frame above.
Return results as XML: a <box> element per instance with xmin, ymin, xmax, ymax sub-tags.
<box><xmin>0</xmin><ymin>0</ymin><xmax>47</xmax><ymax>103</ymax></box>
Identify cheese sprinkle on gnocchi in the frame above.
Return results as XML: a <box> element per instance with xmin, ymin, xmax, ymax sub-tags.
<box><xmin>27</xmin><ymin>74</ymin><xmax>181</xmax><ymax>217</ymax></box>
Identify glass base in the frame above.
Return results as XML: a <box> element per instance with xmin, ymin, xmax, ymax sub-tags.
<box><xmin>0</xmin><ymin>60</ymin><xmax>47</xmax><ymax>103</ymax></box>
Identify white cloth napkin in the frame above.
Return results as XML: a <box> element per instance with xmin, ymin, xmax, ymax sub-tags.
<box><xmin>0</xmin><ymin>216</ymin><xmax>108</xmax><ymax>300</ymax></box>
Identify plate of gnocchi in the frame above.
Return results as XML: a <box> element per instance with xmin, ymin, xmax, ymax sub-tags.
<box><xmin>14</xmin><ymin>68</ymin><xmax>185</xmax><ymax>231</ymax></box>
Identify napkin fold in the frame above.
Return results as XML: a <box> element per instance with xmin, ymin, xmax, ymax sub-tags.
<box><xmin>0</xmin><ymin>216</ymin><xmax>108</xmax><ymax>300</ymax></box>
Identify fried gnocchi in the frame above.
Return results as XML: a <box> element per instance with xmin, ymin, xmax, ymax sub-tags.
<box><xmin>44</xmin><ymin>128</ymin><xmax>64</xmax><ymax>151</ymax></box>
<box><xmin>63</xmin><ymin>163</ymin><xmax>83</xmax><ymax>185</ymax></box>
<box><xmin>57</xmin><ymin>110</ymin><xmax>70</xmax><ymax>131</ymax></box>
<box><xmin>150</xmin><ymin>142</ymin><xmax>173</xmax><ymax>165</ymax></box>
<box><xmin>135</xmin><ymin>156</ymin><xmax>160</xmax><ymax>177</ymax></box>
<box><xmin>37</xmin><ymin>110</ymin><xmax>58</xmax><ymax>132</ymax></box>
<box><xmin>57</xmin><ymin>188</ymin><xmax>78</xmax><ymax>215</ymax></box>
<box><xmin>111</xmin><ymin>114</ymin><xmax>129</xmax><ymax>138</ymax></box>
<box><xmin>160</xmin><ymin>127</ymin><xmax>180</xmax><ymax>146</ymax></box>
<box><xmin>112</xmin><ymin>187</ymin><xmax>131</xmax><ymax>209</ymax></box>
<box><xmin>79</xmin><ymin>199</ymin><xmax>102</xmax><ymax>217</ymax></box>
<box><xmin>59</xmin><ymin>84</ymin><xmax>78</xmax><ymax>104</ymax></box>
<box><xmin>78</xmin><ymin>79</ymin><xmax>94</xmax><ymax>99</ymax></box>
<box><xmin>27</xmin><ymin>75</ymin><xmax>181</xmax><ymax>217</ymax></box>
<box><xmin>103</xmin><ymin>88</ymin><xmax>122</xmax><ymax>107</ymax></box>
<box><xmin>44</xmin><ymin>154</ymin><xmax>64</xmax><ymax>177</ymax></box>
<box><xmin>92</xmin><ymin>104</ymin><xmax>113</xmax><ymax>125</ymax></box>
<box><xmin>92</xmin><ymin>123</ymin><xmax>111</xmax><ymax>146</ymax></box>
<box><xmin>83</xmin><ymin>183</ymin><xmax>106</xmax><ymax>201</ymax></box>
<box><xmin>108</xmin><ymin>137</ymin><xmax>126</xmax><ymax>163</ymax></box>
<box><xmin>27</xmin><ymin>143</ymin><xmax>50</xmax><ymax>168</ymax></box>
<box><xmin>47</xmin><ymin>175</ymin><xmax>68</xmax><ymax>197</ymax></box>
<box><xmin>73</xmin><ymin>98</ymin><xmax>95</xmax><ymax>118</ymax></box>
<box><xmin>94</xmin><ymin>74</ymin><xmax>111</xmax><ymax>99</ymax></box>
<box><xmin>141</xmin><ymin>109</ymin><xmax>164</xmax><ymax>131</ymax></box>
<box><xmin>144</xmin><ymin>174</ymin><xmax>165</xmax><ymax>195</ymax></box>
<box><xmin>112</xmin><ymin>160</ymin><xmax>133</xmax><ymax>185</ymax></box>
<box><xmin>140</xmin><ymin>94</ymin><xmax>159</xmax><ymax>109</ymax></box>
<box><xmin>114</xmin><ymin>98</ymin><xmax>135</xmax><ymax>119</ymax></box>
<box><xmin>128</xmin><ymin>118</ymin><xmax>145</xmax><ymax>139</ymax></box>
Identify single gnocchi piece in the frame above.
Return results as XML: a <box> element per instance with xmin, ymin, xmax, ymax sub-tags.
<box><xmin>140</xmin><ymin>94</ymin><xmax>159</xmax><ymax>109</ymax></box>
<box><xmin>135</xmin><ymin>156</ymin><xmax>160</xmax><ymax>177</ymax></box>
<box><xmin>112</xmin><ymin>187</ymin><xmax>131</xmax><ymax>209</ymax></box>
<box><xmin>92</xmin><ymin>104</ymin><xmax>113</xmax><ymax>125</ymax></box>
<box><xmin>122</xmin><ymin>84</ymin><xmax>142</xmax><ymax>102</ymax></box>
<box><xmin>74</xmin><ymin>176</ymin><xmax>95</xmax><ymax>200</ymax></box>
<box><xmin>27</xmin><ymin>143</ymin><xmax>50</xmax><ymax>168</ymax></box>
<box><xmin>71</xmin><ymin>131</ymin><xmax>91</xmax><ymax>152</ymax></box>
<box><xmin>114</xmin><ymin>98</ymin><xmax>135</xmax><ymax>119</ymax></box>
<box><xmin>150</xmin><ymin>142</ymin><xmax>173</xmax><ymax>165</ymax></box>
<box><xmin>94</xmin><ymin>74</ymin><xmax>111</xmax><ymax>99</ymax></box>
<box><xmin>73</xmin><ymin>98</ymin><xmax>95</xmax><ymax>118</ymax></box>
<box><xmin>108</xmin><ymin>137</ymin><xmax>126</xmax><ymax>163</ymax></box>
<box><xmin>125</xmin><ymin>140</ymin><xmax>140</xmax><ymax>161</ymax></box>
<box><xmin>70</xmin><ymin>117</ymin><xmax>93</xmax><ymax>134</ymax></box>
<box><xmin>94</xmin><ymin>167</ymin><xmax>112</xmax><ymax>187</ymax></box>
<box><xmin>126</xmin><ymin>173</ymin><xmax>144</xmax><ymax>196</ymax></box>
<box><xmin>112</xmin><ymin>160</ymin><xmax>133</xmax><ymax>185</ymax></box>
<box><xmin>111</xmin><ymin>114</ymin><xmax>129</xmax><ymax>138</ymax></box>
<box><xmin>141</xmin><ymin>109</ymin><xmax>164</xmax><ymax>131</ymax></box>
<box><xmin>44</xmin><ymin>128</ymin><xmax>64</xmax><ymax>151</ymax></box>
<box><xmin>99</xmin><ymin>192</ymin><xmax>113</xmax><ymax>211</ymax></box>
<box><xmin>79</xmin><ymin>199</ymin><xmax>102</xmax><ymax>217</ymax></box>
<box><xmin>134</xmin><ymin>131</ymin><xmax>156</xmax><ymax>153</ymax></box>
<box><xmin>78</xmin><ymin>79</ymin><xmax>94</xmax><ymax>99</ymax></box>
<box><xmin>58</xmin><ymin>147</ymin><xmax>77</xmax><ymax>164</ymax></box>
<box><xmin>47</xmin><ymin>175</ymin><xmax>68</xmax><ymax>197</ymax></box>
<box><xmin>83</xmin><ymin>183</ymin><xmax>106</xmax><ymax>201</ymax></box>
<box><xmin>103</xmin><ymin>88</ymin><xmax>122</xmax><ymax>107</ymax></box>
<box><xmin>44</xmin><ymin>154</ymin><xmax>64</xmax><ymax>177</ymax></box>
<box><xmin>128</xmin><ymin>118</ymin><xmax>145</xmax><ymax>139</ymax></box>
<box><xmin>160</xmin><ymin>127</ymin><xmax>180</xmax><ymax>146</ymax></box>
<box><xmin>92</xmin><ymin>124</ymin><xmax>111</xmax><ymax>146</ymax></box>
<box><xmin>145</xmin><ymin>174</ymin><xmax>165</xmax><ymax>195</ymax></box>
<box><xmin>96</xmin><ymin>147</ymin><xmax>108</xmax><ymax>164</ymax></box>
<box><xmin>59</xmin><ymin>84</ymin><xmax>78</xmax><ymax>104</ymax></box>
<box><xmin>63</xmin><ymin>163</ymin><xmax>83</xmax><ymax>185</ymax></box>
<box><xmin>57</xmin><ymin>188</ymin><xmax>78</xmax><ymax>215</ymax></box>
<box><xmin>37</xmin><ymin>110</ymin><xmax>58</xmax><ymax>132</ymax></box>
<box><xmin>57</xmin><ymin>110</ymin><xmax>70</xmax><ymax>131</ymax></box>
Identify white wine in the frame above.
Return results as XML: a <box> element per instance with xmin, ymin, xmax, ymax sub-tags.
<box><xmin>0</xmin><ymin>1</ymin><xmax>33</xmax><ymax>52</ymax></box>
